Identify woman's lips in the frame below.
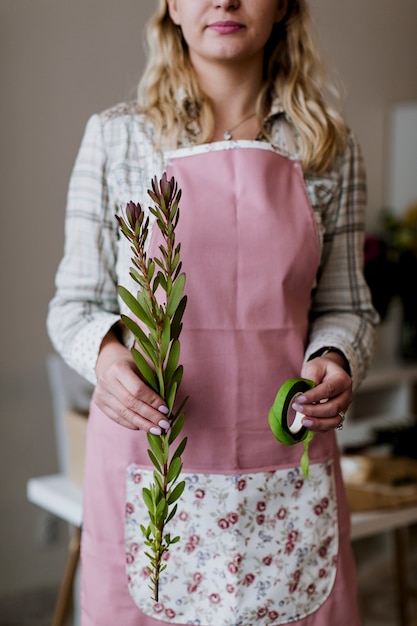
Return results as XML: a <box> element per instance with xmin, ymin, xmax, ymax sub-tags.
<box><xmin>207</xmin><ymin>21</ymin><xmax>245</xmax><ymax>34</ymax></box>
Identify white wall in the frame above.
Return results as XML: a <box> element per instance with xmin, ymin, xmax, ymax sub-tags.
<box><xmin>1</xmin><ymin>0</ymin><xmax>417</xmax><ymax>595</ymax></box>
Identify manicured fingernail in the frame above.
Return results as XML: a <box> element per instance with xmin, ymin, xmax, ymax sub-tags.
<box><xmin>158</xmin><ymin>419</ymin><xmax>171</xmax><ymax>430</ymax></box>
<box><xmin>302</xmin><ymin>419</ymin><xmax>314</xmax><ymax>428</ymax></box>
<box><xmin>158</xmin><ymin>405</ymin><xmax>169</xmax><ymax>415</ymax></box>
<box><xmin>292</xmin><ymin>402</ymin><xmax>304</xmax><ymax>412</ymax></box>
<box><xmin>295</xmin><ymin>395</ymin><xmax>307</xmax><ymax>404</ymax></box>
<box><xmin>150</xmin><ymin>427</ymin><xmax>162</xmax><ymax>436</ymax></box>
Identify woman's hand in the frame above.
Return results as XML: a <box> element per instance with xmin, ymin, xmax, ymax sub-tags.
<box><xmin>292</xmin><ymin>352</ymin><xmax>352</xmax><ymax>432</ymax></box>
<box><xmin>93</xmin><ymin>328</ymin><xmax>170</xmax><ymax>434</ymax></box>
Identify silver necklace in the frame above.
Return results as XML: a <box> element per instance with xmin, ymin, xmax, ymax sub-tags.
<box><xmin>220</xmin><ymin>112</ymin><xmax>257</xmax><ymax>140</ymax></box>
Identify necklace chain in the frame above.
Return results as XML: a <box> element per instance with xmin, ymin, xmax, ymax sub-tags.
<box><xmin>220</xmin><ymin>112</ymin><xmax>257</xmax><ymax>141</ymax></box>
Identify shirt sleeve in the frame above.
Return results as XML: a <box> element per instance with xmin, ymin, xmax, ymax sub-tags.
<box><xmin>47</xmin><ymin>114</ymin><xmax>124</xmax><ymax>385</ymax></box>
<box><xmin>304</xmin><ymin>132</ymin><xmax>379</xmax><ymax>390</ymax></box>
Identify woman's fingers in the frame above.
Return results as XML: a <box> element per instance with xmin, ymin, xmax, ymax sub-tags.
<box><xmin>94</xmin><ymin>339</ymin><xmax>170</xmax><ymax>432</ymax></box>
<box><xmin>295</xmin><ymin>356</ymin><xmax>353</xmax><ymax>432</ymax></box>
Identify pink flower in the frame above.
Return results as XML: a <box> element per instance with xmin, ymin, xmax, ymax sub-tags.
<box><xmin>319</xmin><ymin>568</ymin><xmax>326</xmax><ymax>578</ymax></box>
<box><xmin>289</xmin><ymin>583</ymin><xmax>298</xmax><ymax>594</ymax></box>
<box><xmin>257</xmin><ymin>500</ymin><xmax>267</xmax><ymax>511</ymax></box>
<box><xmin>256</xmin><ymin>514</ymin><xmax>265</xmax><ymax>525</ymax></box>
<box><xmin>185</xmin><ymin>543</ymin><xmax>196</xmax><ymax>553</ymax></box>
<box><xmin>268</xmin><ymin>610</ymin><xmax>279</xmax><ymax>620</ymax></box>
<box><xmin>126</xmin><ymin>553</ymin><xmax>134</xmax><ymax>564</ymax></box>
<box><xmin>133</xmin><ymin>473</ymin><xmax>142</xmax><ymax>484</ymax></box>
<box><xmin>130</xmin><ymin>542</ymin><xmax>139</xmax><ymax>555</ymax></box>
<box><xmin>243</xmin><ymin>573</ymin><xmax>255</xmax><ymax>586</ymax></box>
<box><xmin>307</xmin><ymin>583</ymin><xmax>316</xmax><ymax>595</ymax></box>
<box><xmin>314</xmin><ymin>504</ymin><xmax>323</xmax><ymax>516</ymax></box>
<box><xmin>237</xmin><ymin>479</ymin><xmax>246</xmax><ymax>491</ymax></box>
<box><xmin>195</xmin><ymin>488</ymin><xmax>205</xmax><ymax>499</ymax></box>
<box><xmin>285</xmin><ymin>542</ymin><xmax>295</xmax><ymax>555</ymax></box>
<box><xmin>233</xmin><ymin>553</ymin><xmax>242</xmax><ymax>565</ymax></box>
<box><xmin>319</xmin><ymin>546</ymin><xmax>327</xmax><ymax>558</ymax></box>
<box><xmin>257</xmin><ymin>607</ymin><xmax>268</xmax><ymax>618</ymax></box>
<box><xmin>125</xmin><ymin>502</ymin><xmax>134</xmax><ymax>515</ymax></box>
<box><xmin>228</xmin><ymin>562</ymin><xmax>239</xmax><ymax>574</ymax></box>
<box><xmin>218</xmin><ymin>518</ymin><xmax>230</xmax><ymax>529</ymax></box>
<box><xmin>287</xmin><ymin>530</ymin><xmax>298</xmax><ymax>542</ymax></box>
<box><xmin>277</xmin><ymin>507</ymin><xmax>287</xmax><ymax>520</ymax></box>
<box><xmin>165</xmin><ymin>608</ymin><xmax>176</xmax><ymax>619</ymax></box>
<box><xmin>193</xmin><ymin>572</ymin><xmax>203</xmax><ymax>584</ymax></box>
<box><xmin>321</xmin><ymin>497</ymin><xmax>329</xmax><ymax>509</ymax></box>
<box><xmin>226</xmin><ymin>584</ymin><xmax>235</xmax><ymax>593</ymax></box>
<box><xmin>187</xmin><ymin>583</ymin><xmax>198</xmax><ymax>593</ymax></box>
<box><xmin>293</xmin><ymin>569</ymin><xmax>301</xmax><ymax>582</ymax></box>
<box><xmin>141</xmin><ymin>567</ymin><xmax>151</xmax><ymax>578</ymax></box>
<box><xmin>263</xmin><ymin>555</ymin><xmax>273</xmax><ymax>566</ymax></box>
<box><xmin>294</xmin><ymin>479</ymin><xmax>304</xmax><ymax>490</ymax></box>
<box><xmin>179</xmin><ymin>511</ymin><xmax>188</xmax><ymax>521</ymax></box>
<box><xmin>227</xmin><ymin>512</ymin><xmax>238</xmax><ymax>524</ymax></box>
<box><xmin>153</xmin><ymin>602</ymin><xmax>164</xmax><ymax>613</ymax></box>
<box><xmin>209</xmin><ymin>593</ymin><xmax>221</xmax><ymax>604</ymax></box>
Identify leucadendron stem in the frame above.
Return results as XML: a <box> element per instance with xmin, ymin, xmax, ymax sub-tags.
<box><xmin>116</xmin><ymin>173</ymin><xmax>188</xmax><ymax>601</ymax></box>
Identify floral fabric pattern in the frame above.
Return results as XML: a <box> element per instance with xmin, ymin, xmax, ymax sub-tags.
<box><xmin>125</xmin><ymin>461</ymin><xmax>338</xmax><ymax>625</ymax></box>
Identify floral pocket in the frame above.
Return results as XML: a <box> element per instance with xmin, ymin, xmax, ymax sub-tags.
<box><xmin>125</xmin><ymin>461</ymin><xmax>338</xmax><ymax>625</ymax></box>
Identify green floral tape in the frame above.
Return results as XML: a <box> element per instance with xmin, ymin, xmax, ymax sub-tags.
<box><xmin>268</xmin><ymin>378</ymin><xmax>316</xmax><ymax>478</ymax></box>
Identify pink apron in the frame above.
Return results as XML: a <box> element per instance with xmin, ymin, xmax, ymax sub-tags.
<box><xmin>80</xmin><ymin>142</ymin><xmax>360</xmax><ymax>626</ymax></box>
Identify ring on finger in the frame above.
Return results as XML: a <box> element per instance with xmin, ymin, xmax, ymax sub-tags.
<box><xmin>336</xmin><ymin>410</ymin><xmax>345</xmax><ymax>431</ymax></box>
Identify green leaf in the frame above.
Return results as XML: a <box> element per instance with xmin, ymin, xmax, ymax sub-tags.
<box><xmin>137</xmin><ymin>288</ymin><xmax>155</xmax><ymax>322</ymax></box>
<box><xmin>167</xmin><ymin>480</ymin><xmax>185</xmax><ymax>505</ymax></box>
<box><xmin>168</xmin><ymin>412</ymin><xmax>185</xmax><ymax>444</ymax></box>
<box><xmin>147</xmin><ymin>449</ymin><xmax>162</xmax><ymax>471</ymax></box>
<box><xmin>165</xmin><ymin>340</ymin><xmax>180</xmax><ymax>382</ymax></box>
<box><xmin>129</xmin><ymin>267</ymin><xmax>146</xmax><ymax>287</ymax></box>
<box><xmin>166</xmin><ymin>380</ymin><xmax>177</xmax><ymax>413</ymax></box>
<box><xmin>142</xmin><ymin>487</ymin><xmax>153</xmax><ymax>512</ymax></box>
<box><xmin>160</xmin><ymin>315</ymin><xmax>171</xmax><ymax>362</ymax></box>
<box><xmin>140</xmin><ymin>523</ymin><xmax>149</xmax><ymax>534</ymax></box>
<box><xmin>120</xmin><ymin>315</ymin><xmax>157</xmax><ymax>364</ymax></box>
<box><xmin>118</xmin><ymin>286</ymin><xmax>154</xmax><ymax>328</ymax></box>
<box><xmin>166</xmin><ymin>274</ymin><xmax>186</xmax><ymax>318</ymax></box>
<box><xmin>170</xmin><ymin>365</ymin><xmax>184</xmax><ymax>389</ymax></box>
<box><xmin>170</xmin><ymin>296</ymin><xmax>187</xmax><ymax>340</ymax></box>
<box><xmin>156</xmin><ymin>271</ymin><xmax>167</xmax><ymax>292</ymax></box>
<box><xmin>147</xmin><ymin>432</ymin><xmax>164</xmax><ymax>465</ymax></box>
<box><xmin>166</xmin><ymin>456</ymin><xmax>182</xmax><ymax>483</ymax></box>
<box><xmin>156</xmin><ymin>497</ymin><xmax>168</xmax><ymax>522</ymax></box>
<box><xmin>300</xmin><ymin>431</ymin><xmax>315</xmax><ymax>479</ymax></box>
<box><xmin>148</xmin><ymin>260</ymin><xmax>155</xmax><ymax>283</ymax></box>
<box><xmin>171</xmin><ymin>436</ymin><xmax>187</xmax><ymax>462</ymax></box>
<box><xmin>131</xmin><ymin>348</ymin><xmax>159</xmax><ymax>392</ymax></box>
<box><xmin>166</xmin><ymin>503</ymin><xmax>178</xmax><ymax>524</ymax></box>
<box><xmin>153</xmin><ymin>470</ymin><xmax>164</xmax><ymax>492</ymax></box>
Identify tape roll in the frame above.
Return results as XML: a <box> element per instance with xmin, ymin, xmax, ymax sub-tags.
<box><xmin>268</xmin><ymin>378</ymin><xmax>315</xmax><ymax>445</ymax></box>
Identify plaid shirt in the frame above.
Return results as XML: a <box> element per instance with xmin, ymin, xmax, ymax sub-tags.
<box><xmin>47</xmin><ymin>101</ymin><xmax>378</xmax><ymax>388</ymax></box>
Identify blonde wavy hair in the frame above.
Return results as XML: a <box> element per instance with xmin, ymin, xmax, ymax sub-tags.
<box><xmin>138</xmin><ymin>0</ymin><xmax>348</xmax><ymax>174</ymax></box>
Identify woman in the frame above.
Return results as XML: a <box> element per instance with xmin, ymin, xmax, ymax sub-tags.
<box><xmin>48</xmin><ymin>1</ymin><xmax>378</xmax><ymax>624</ymax></box>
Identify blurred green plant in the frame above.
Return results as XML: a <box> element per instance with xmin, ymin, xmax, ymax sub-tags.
<box><xmin>116</xmin><ymin>173</ymin><xmax>188</xmax><ymax>601</ymax></box>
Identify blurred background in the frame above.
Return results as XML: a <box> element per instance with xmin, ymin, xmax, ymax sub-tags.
<box><xmin>1</xmin><ymin>0</ymin><xmax>417</xmax><ymax>624</ymax></box>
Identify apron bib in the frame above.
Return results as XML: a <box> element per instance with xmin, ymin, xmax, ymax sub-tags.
<box><xmin>124</xmin><ymin>143</ymin><xmax>340</xmax><ymax>624</ymax></box>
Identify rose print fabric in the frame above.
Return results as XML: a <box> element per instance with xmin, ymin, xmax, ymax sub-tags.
<box><xmin>126</xmin><ymin>461</ymin><xmax>338</xmax><ymax>625</ymax></box>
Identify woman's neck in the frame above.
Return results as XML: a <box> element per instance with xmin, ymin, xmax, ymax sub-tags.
<box><xmin>194</xmin><ymin>60</ymin><xmax>263</xmax><ymax>141</ymax></box>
